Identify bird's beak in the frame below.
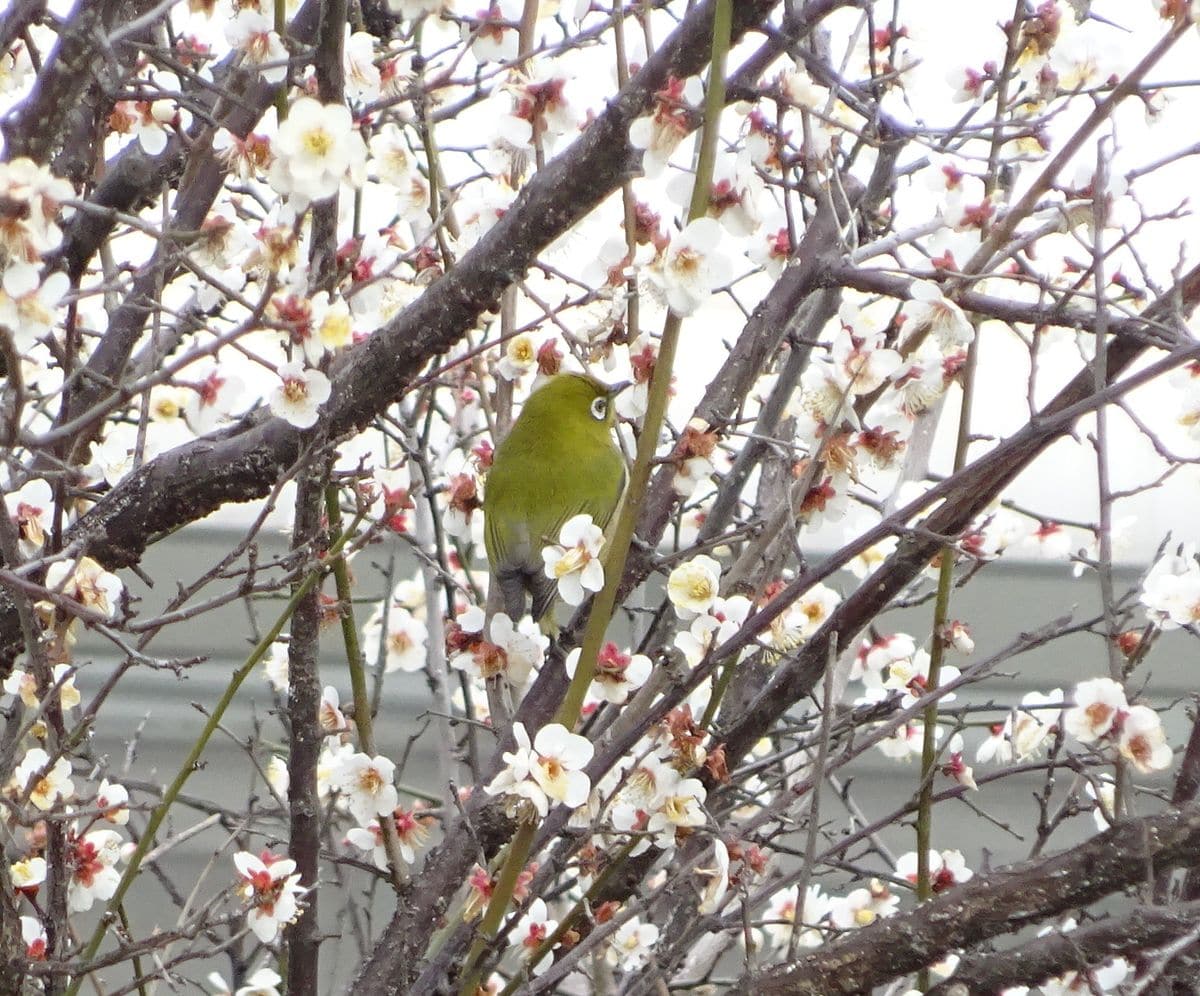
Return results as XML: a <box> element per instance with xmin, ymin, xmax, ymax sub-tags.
<box><xmin>608</xmin><ymin>379</ymin><xmax>632</xmax><ymax>396</ymax></box>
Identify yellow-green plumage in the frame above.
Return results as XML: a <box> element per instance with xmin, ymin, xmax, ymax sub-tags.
<box><xmin>483</xmin><ymin>373</ymin><xmax>626</xmax><ymax>622</ymax></box>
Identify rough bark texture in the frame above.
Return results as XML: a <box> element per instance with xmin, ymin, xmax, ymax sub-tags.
<box><xmin>743</xmin><ymin>805</ymin><xmax>1200</xmax><ymax>995</ymax></box>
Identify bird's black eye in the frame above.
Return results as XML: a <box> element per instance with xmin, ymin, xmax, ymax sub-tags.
<box><xmin>590</xmin><ymin>396</ymin><xmax>608</xmax><ymax>421</ymax></box>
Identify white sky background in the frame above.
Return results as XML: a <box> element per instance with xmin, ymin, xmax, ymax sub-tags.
<box><xmin>20</xmin><ymin>0</ymin><xmax>1196</xmax><ymax>563</ymax></box>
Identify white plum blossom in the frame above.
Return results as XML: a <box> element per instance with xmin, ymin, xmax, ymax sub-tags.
<box><xmin>485</xmin><ymin>721</ymin><xmax>593</xmax><ymax>817</ymax></box>
<box><xmin>318</xmin><ymin>685</ymin><xmax>348</xmax><ymax>734</ymax></box>
<box><xmin>344</xmin><ymin>806</ymin><xmax>430</xmax><ymax>867</ymax></box>
<box><xmin>331</xmin><ymin>752</ymin><xmax>399</xmax><ymax>826</ymax></box>
<box><xmin>184</xmin><ymin>365</ymin><xmax>245</xmax><ymax>435</ymax></box>
<box><xmin>646</xmin><ymin>767</ymin><xmax>707</xmax><ymax>848</ymax></box>
<box><xmin>226</xmin><ymin>10</ymin><xmax>289</xmax><ymax>83</ymax></box>
<box><xmin>13</xmin><ymin>748</ymin><xmax>74</xmax><ymax>810</ymax></box>
<box><xmin>5</xmin><ymin>476</ymin><xmax>53</xmax><ymax>557</ymax></box>
<box><xmin>368</xmin><ymin>124</ymin><xmax>430</xmax><ymax>221</ymax></box>
<box><xmin>512</xmin><ymin>897</ymin><xmax>558</xmax><ymax>976</ymax></box>
<box><xmin>764</xmin><ymin>884</ymin><xmax>832</xmax><ymax>949</ymax></box>
<box><xmin>895</xmin><ymin>849</ymin><xmax>973</xmax><ymax>892</ymax></box>
<box><xmin>1064</xmin><ymin>677</ymin><xmax>1127</xmax><ymax>744</ymax></box>
<box><xmin>1140</xmin><ymin>546</ymin><xmax>1200</xmax><ymax>629</ymax></box>
<box><xmin>0</xmin><ymin>263</ymin><xmax>68</xmax><ymax>350</ymax></box>
<box><xmin>44</xmin><ymin>556</ymin><xmax>124</xmax><ymax>619</ymax></box>
<box><xmin>268</xmin><ymin>98</ymin><xmax>368</xmax><ymax>206</ymax></box>
<box><xmin>269</xmin><ymin>362</ymin><xmax>332</xmax><ymax>429</ymax></box>
<box><xmin>607</xmin><ymin>916</ymin><xmax>659</xmax><ymax>970</ymax></box>
<box><xmin>498</xmin><ymin>333</ymin><xmax>538</xmax><ymax>380</ymax></box>
<box><xmin>542</xmin><ymin>513</ymin><xmax>606</xmax><ymax>606</ymax></box>
<box><xmin>828</xmin><ymin>879</ymin><xmax>900</xmax><ymax>930</ymax></box>
<box><xmin>20</xmin><ymin>916</ymin><xmax>46</xmax><ymax>960</ymax></box>
<box><xmin>1118</xmin><ymin>705</ymin><xmax>1172</xmax><ymax>773</ymax></box>
<box><xmin>565</xmin><ymin>642</ymin><xmax>652</xmax><ymax>705</ymax></box>
<box><xmin>234</xmin><ymin>850</ymin><xmax>305</xmax><ymax>943</ymax></box>
<box><xmin>11</xmin><ymin>855</ymin><xmax>46</xmax><ymax>893</ymax></box>
<box><xmin>67</xmin><ymin>828</ymin><xmax>124</xmax><ymax>912</ymax></box>
<box><xmin>899</xmin><ymin>280</ymin><xmax>974</xmax><ymax>350</ymax></box>
<box><xmin>629</xmin><ymin>75</ymin><xmax>703</xmax><ymax>176</ymax></box>
<box><xmin>667</xmin><ymin>554</ymin><xmax>722</xmax><ymax>618</ymax></box>
<box><xmin>365</xmin><ymin>605</ymin><xmax>428</xmax><ymax>673</ymax></box>
<box><xmin>659</xmin><ymin>218</ymin><xmax>732</xmax><ymax>317</ymax></box>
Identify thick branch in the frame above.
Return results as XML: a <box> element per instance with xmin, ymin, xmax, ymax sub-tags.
<box><xmin>925</xmin><ymin>901</ymin><xmax>1200</xmax><ymax>996</ymax></box>
<box><xmin>742</xmin><ymin>804</ymin><xmax>1200</xmax><ymax>995</ymax></box>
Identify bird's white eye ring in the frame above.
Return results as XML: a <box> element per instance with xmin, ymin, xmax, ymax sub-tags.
<box><xmin>590</xmin><ymin>396</ymin><xmax>608</xmax><ymax>421</ymax></box>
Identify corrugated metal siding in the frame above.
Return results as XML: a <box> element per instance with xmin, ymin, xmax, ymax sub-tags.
<box><xmin>60</xmin><ymin>524</ymin><xmax>1192</xmax><ymax>991</ymax></box>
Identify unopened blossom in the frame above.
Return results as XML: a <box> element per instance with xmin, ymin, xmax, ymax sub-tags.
<box><xmin>941</xmin><ymin>733</ymin><xmax>977</xmax><ymax>791</ymax></box>
<box><xmin>21</xmin><ymin>916</ymin><xmax>46</xmax><ymax>960</ymax></box>
<box><xmin>67</xmin><ymin>828</ymin><xmax>123</xmax><ymax>912</ymax></box>
<box><xmin>14</xmin><ymin>747</ymin><xmax>74</xmax><ymax>810</ymax></box>
<box><xmin>1118</xmin><ymin>705</ymin><xmax>1172</xmax><ymax>773</ymax></box>
<box><xmin>899</xmin><ymin>280</ymin><xmax>974</xmax><ymax>350</ymax></box>
<box><xmin>498</xmin><ymin>333</ymin><xmax>538</xmax><ymax>380</ymax></box>
<box><xmin>1080</xmin><ymin>775</ymin><xmax>1116</xmax><ymax>833</ymax></box>
<box><xmin>331</xmin><ymin>752</ymin><xmax>399</xmax><ymax>826</ymax></box>
<box><xmin>234</xmin><ymin>850</ymin><xmax>305</xmax><ymax>943</ymax></box>
<box><xmin>607</xmin><ymin>916</ymin><xmax>660</xmax><ymax>970</ymax></box>
<box><xmin>268</xmin><ymin>98</ymin><xmax>367</xmax><ymax>206</ymax></box>
<box><xmin>263</xmin><ymin>641</ymin><xmax>290</xmax><ymax>693</ymax></box>
<box><xmin>0</xmin><ymin>263</ymin><xmax>69</xmax><ymax>351</ymax></box>
<box><xmin>667</xmin><ymin>554</ymin><xmax>722</xmax><ymax>618</ymax></box>
<box><xmin>565</xmin><ymin>642</ymin><xmax>651</xmax><ymax>705</ymax></box>
<box><xmin>513</xmin><ymin>896</ymin><xmax>558</xmax><ymax>976</ymax></box>
<box><xmin>319</xmin><ymin>685</ymin><xmax>349</xmax><ymax>734</ymax></box>
<box><xmin>269</xmin><ymin>362</ymin><xmax>331</xmax><ymax>429</ymax></box>
<box><xmin>659</xmin><ymin>218</ymin><xmax>732</xmax><ymax>317</ymax></box>
<box><xmin>542</xmin><ymin>514</ymin><xmax>606</xmax><ymax>606</ymax></box>
<box><xmin>1064</xmin><ymin>677</ymin><xmax>1127</xmax><ymax>743</ymax></box>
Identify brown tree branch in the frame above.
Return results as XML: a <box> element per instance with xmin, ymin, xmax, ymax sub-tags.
<box><xmin>742</xmin><ymin>804</ymin><xmax>1200</xmax><ymax>995</ymax></box>
<box><xmin>925</xmin><ymin>901</ymin><xmax>1200</xmax><ymax>996</ymax></box>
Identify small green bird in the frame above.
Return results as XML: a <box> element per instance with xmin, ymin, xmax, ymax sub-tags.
<box><xmin>483</xmin><ymin>373</ymin><xmax>627</xmax><ymax>622</ymax></box>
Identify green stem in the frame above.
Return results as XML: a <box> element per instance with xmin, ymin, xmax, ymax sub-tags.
<box><xmin>66</xmin><ymin>512</ymin><xmax>365</xmax><ymax>996</ymax></box>
<box><xmin>460</xmin><ymin>3</ymin><xmax>734</xmax><ymax>988</ymax></box>
<box><xmin>456</xmin><ymin>820</ymin><xmax>537</xmax><ymax>996</ymax></box>
<box><xmin>324</xmin><ymin>486</ymin><xmax>410</xmax><ymax>887</ymax></box>
<box><xmin>555</xmin><ymin>0</ymin><xmax>733</xmax><ymax>728</ymax></box>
